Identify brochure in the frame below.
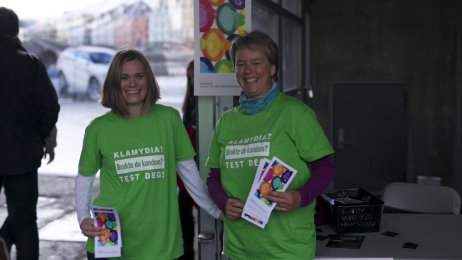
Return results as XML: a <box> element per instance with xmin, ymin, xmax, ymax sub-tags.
<box><xmin>241</xmin><ymin>156</ymin><xmax>297</xmax><ymax>228</ymax></box>
<box><xmin>91</xmin><ymin>206</ymin><xmax>122</xmax><ymax>258</ymax></box>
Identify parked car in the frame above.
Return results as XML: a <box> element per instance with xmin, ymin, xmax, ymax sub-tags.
<box><xmin>56</xmin><ymin>46</ymin><xmax>115</xmax><ymax>100</ymax></box>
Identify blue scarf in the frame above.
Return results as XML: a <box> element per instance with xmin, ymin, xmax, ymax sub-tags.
<box><xmin>239</xmin><ymin>82</ymin><xmax>279</xmax><ymax>114</ymax></box>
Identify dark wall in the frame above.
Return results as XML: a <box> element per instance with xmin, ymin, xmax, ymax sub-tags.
<box><xmin>311</xmin><ymin>0</ymin><xmax>462</xmax><ymax>194</ymax></box>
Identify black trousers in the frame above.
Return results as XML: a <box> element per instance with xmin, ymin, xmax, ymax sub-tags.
<box><xmin>87</xmin><ymin>251</ymin><xmax>109</xmax><ymax>260</ymax></box>
<box><xmin>178</xmin><ymin>188</ymin><xmax>195</xmax><ymax>260</ymax></box>
<box><xmin>0</xmin><ymin>170</ymin><xmax>39</xmax><ymax>260</ymax></box>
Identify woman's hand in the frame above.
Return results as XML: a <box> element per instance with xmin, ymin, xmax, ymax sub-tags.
<box><xmin>264</xmin><ymin>190</ymin><xmax>301</xmax><ymax>212</ymax></box>
<box><xmin>224</xmin><ymin>198</ymin><xmax>244</xmax><ymax>219</ymax></box>
<box><xmin>79</xmin><ymin>217</ymin><xmax>105</xmax><ymax>237</ymax></box>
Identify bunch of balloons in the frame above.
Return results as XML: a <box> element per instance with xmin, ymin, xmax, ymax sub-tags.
<box><xmin>95</xmin><ymin>212</ymin><xmax>119</xmax><ymax>247</ymax></box>
<box><xmin>199</xmin><ymin>0</ymin><xmax>246</xmax><ymax>73</ymax></box>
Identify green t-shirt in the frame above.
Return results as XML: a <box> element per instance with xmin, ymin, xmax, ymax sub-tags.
<box><xmin>79</xmin><ymin>104</ymin><xmax>195</xmax><ymax>260</ymax></box>
<box><xmin>206</xmin><ymin>93</ymin><xmax>334</xmax><ymax>259</ymax></box>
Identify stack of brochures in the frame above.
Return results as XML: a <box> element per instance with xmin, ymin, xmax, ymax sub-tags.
<box><xmin>241</xmin><ymin>156</ymin><xmax>297</xmax><ymax>228</ymax></box>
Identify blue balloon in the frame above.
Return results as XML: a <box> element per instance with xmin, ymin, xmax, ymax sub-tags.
<box><xmin>200</xmin><ymin>57</ymin><xmax>214</xmax><ymax>73</ymax></box>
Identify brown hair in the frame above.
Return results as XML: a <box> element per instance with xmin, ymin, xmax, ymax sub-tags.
<box><xmin>229</xmin><ymin>30</ymin><xmax>279</xmax><ymax>82</ymax></box>
<box><xmin>101</xmin><ymin>48</ymin><xmax>160</xmax><ymax>117</ymax></box>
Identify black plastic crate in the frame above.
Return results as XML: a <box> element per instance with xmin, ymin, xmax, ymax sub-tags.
<box><xmin>321</xmin><ymin>188</ymin><xmax>383</xmax><ymax>234</ymax></box>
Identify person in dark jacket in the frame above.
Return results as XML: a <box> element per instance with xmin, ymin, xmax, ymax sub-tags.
<box><xmin>0</xmin><ymin>7</ymin><xmax>60</xmax><ymax>260</ymax></box>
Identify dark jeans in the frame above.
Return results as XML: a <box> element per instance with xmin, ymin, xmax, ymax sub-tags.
<box><xmin>178</xmin><ymin>188</ymin><xmax>195</xmax><ymax>260</ymax></box>
<box><xmin>0</xmin><ymin>170</ymin><xmax>39</xmax><ymax>260</ymax></box>
<box><xmin>87</xmin><ymin>252</ymin><xmax>109</xmax><ymax>260</ymax></box>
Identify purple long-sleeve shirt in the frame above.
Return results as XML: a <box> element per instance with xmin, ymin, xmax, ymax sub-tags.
<box><xmin>206</xmin><ymin>155</ymin><xmax>336</xmax><ymax>212</ymax></box>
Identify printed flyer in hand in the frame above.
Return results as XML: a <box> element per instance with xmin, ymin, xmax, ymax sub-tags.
<box><xmin>91</xmin><ymin>206</ymin><xmax>122</xmax><ymax>258</ymax></box>
<box><xmin>241</xmin><ymin>156</ymin><xmax>297</xmax><ymax>228</ymax></box>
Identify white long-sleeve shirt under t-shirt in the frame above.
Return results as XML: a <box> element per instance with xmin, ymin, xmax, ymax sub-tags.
<box><xmin>74</xmin><ymin>159</ymin><xmax>221</xmax><ymax>225</ymax></box>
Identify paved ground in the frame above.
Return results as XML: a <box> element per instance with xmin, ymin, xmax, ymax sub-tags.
<box><xmin>0</xmin><ymin>173</ymin><xmax>202</xmax><ymax>260</ymax></box>
<box><xmin>0</xmin><ymin>174</ymin><xmax>96</xmax><ymax>260</ymax></box>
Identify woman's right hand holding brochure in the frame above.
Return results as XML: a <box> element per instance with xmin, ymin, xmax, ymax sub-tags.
<box><xmin>79</xmin><ymin>217</ymin><xmax>105</xmax><ymax>237</ymax></box>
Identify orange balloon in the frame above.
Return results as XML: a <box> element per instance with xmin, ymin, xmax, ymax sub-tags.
<box><xmin>259</xmin><ymin>181</ymin><xmax>272</xmax><ymax>195</ymax></box>
<box><xmin>272</xmin><ymin>164</ymin><xmax>285</xmax><ymax>176</ymax></box>
<box><xmin>201</xmin><ymin>28</ymin><xmax>230</xmax><ymax>61</ymax></box>
<box><xmin>99</xmin><ymin>229</ymin><xmax>111</xmax><ymax>242</ymax></box>
<box><xmin>96</xmin><ymin>212</ymin><xmax>108</xmax><ymax>221</ymax></box>
<box><xmin>206</xmin><ymin>0</ymin><xmax>225</xmax><ymax>6</ymax></box>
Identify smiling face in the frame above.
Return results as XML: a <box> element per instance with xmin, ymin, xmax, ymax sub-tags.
<box><xmin>120</xmin><ymin>59</ymin><xmax>147</xmax><ymax>114</ymax></box>
<box><xmin>234</xmin><ymin>47</ymin><xmax>276</xmax><ymax>98</ymax></box>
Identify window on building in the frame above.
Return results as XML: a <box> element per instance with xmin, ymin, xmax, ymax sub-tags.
<box><xmin>252</xmin><ymin>0</ymin><xmax>310</xmax><ymax>102</ymax></box>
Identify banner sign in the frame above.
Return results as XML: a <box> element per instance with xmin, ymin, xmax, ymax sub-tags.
<box><xmin>194</xmin><ymin>0</ymin><xmax>252</xmax><ymax>96</ymax></box>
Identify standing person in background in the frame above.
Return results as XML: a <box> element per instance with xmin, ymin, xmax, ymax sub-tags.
<box><xmin>74</xmin><ymin>49</ymin><xmax>220</xmax><ymax>260</ymax></box>
<box><xmin>182</xmin><ymin>60</ymin><xmax>196</xmax><ymax>134</ymax></box>
<box><xmin>206</xmin><ymin>30</ymin><xmax>336</xmax><ymax>259</ymax></box>
<box><xmin>0</xmin><ymin>7</ymin><xmax>60</xmax><ymax>260</ymax></box>
<box><xmin>177</xmin><ymin>60</ymin><xmax>196</xmax><ymax>260</ymax></box>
